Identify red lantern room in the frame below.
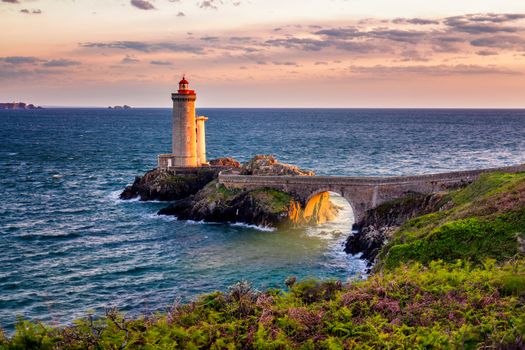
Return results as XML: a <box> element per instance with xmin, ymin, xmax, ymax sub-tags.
<box><xmin>178</xmin><ymin>76</ymin><xmax>195</xmax><ymax>94</ymax></box>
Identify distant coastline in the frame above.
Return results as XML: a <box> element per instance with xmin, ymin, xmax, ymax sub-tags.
<box><xmin>0</xmin><ymin>102</ymin><xmax>43</xmax><ymax>110</ymax></box>
<box><xmin>108</xmin><ymin>105</ymin><xmax>132</xmax><ymax>109</ymax></box>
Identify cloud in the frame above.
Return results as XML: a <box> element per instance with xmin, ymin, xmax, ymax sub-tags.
<box><xmin>199</xmin><ymin>0</ymin><xmax>218</xmax><ymax>9</ymax></box>
<box><xmin>350</xmin><ymin>64</ymin><xmax>518</xmax><ymax>76</ymax></box>
<box><xmin>272</xmin><ymin>61</ymin><xmax>297</xmax><ymax>66</ymax></box>
<box><xmin>198</xmin><ymin>0</ymin><xmax>240</xmax><ymax>10</ymax></box>
<box><xmin>314</xmin><ymin>27</ymin><xmax>362</xmax><ymax>38</ymax></box>
<box><xmin>200</xmin><ymin>36</ymin><xmax>219</xmax><ymax>41</ymax></box>
<box><xmin>42</xmin><ymin>59</ymin><xmax>81</xmax><ymax>67</ymax></box>
<box><xmin>130</xmin><ymin>0</ymin><xmax>155</xmax><ymax>10</ymax></box>
<box><xmin>467</xmin><ymin>13</ymin><xmax>525</xmax><ymax>23</ymax></box>
<box><xmin>176</xmin><ymin>11</ymin><xmax>185</xmax><ymax>17</ymax></box>
<box><xmin>265</xmin><ymin>37</ymin><xmax>330</xmax><ymax>51</ymax></box>
<box><xmin>314</xmin><ymin>27</ymin><xmax>426</xmax><ymax>45</ymax></box>
<box><xmin>445</xmin><ymin>15</ymin><xmax>522</xmax><ymax>34</ymax></box>
<box><xmin>20</xmin><ymin>8</ymin><xmax>42</xmax><ymax>14</ymax></box>
<box><xmin>1</xmin><ymin>0</ymin><xmax>20</xmax><ymax>3</ymax></box>
<box><xmin>392</xmin><ymin>18</ymin><xmax>440</xmax><ymax>25</ymax></box>
<box><xmin>121</xmin><ymin>55</ymin><xmax>140</xmax><ymax>64</ymax></box>
<box><xmin>0</xmin><ymin>67</ymin><xmax>65</xmax><ymax>80</ymax></box>
<box><xmin>476</xmin><ymin>50</ymin><xmax>498</xmax><ymax>56</ymax></box>
<box><xmin>229</xmin><ymin>36</ymin><xmax>253</xmax><ymax>43</ymax></box>
<box><xmin>0</xmin><ymin>56</ymin><xmax>41</xmax><ymax>64</ymax></box>
<box><xmin>1</xmin><ymin>56</ymin><xmax>80</xmax><ymax>68</ymax></box>
<box><xmin>399</xmin><ymin>49</ymin><xmax>428</xmax><ymax>62</ymax></box>
<box><xmin>81</xmin><ymin>41</ymin><xmax>204</xmax><ymax>54</ymax></box>
<box><xmin>150</xmin><ymin>60</ymin><xmax>172</xmax><ymax>65</ymax></box>
<box><xmin>470</xmin><ymin>35</ymin><xmax>525</xmax><ymax>49</ymax></box>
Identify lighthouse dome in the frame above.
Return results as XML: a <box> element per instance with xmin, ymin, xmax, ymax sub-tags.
<box><xmin>177</xmin><ymin>76</ymin><xmax>195</xmax><ymax>94</ymax></box>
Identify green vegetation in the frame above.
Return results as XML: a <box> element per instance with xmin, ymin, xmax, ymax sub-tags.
<box><xmin>2</xmin><ymin>172</ymin><xmax>525</xmax><ymax>348</ymax></box>
<box><xmin>200</xmin><ymin>183</ymin><xmax>291</xmax><ymax>214</ymax></box>
<box><xmin>377</xmin><ymin>172</ymin><xmax>525</xmax><ymax>270</ymax></box>
<box><xmin>205</xmin><ymin>182</ymin><xmax>240</xmax><ymax>202</ymax></box>
<box><xmin>251</xmin><ymin>188</ymin><xmax>293</xmax><ymax>214</ymax></box>
<box><xmin>1</xmin><ymin>260</ymin><xmax>524</xmax><ymax>349</ymax></box>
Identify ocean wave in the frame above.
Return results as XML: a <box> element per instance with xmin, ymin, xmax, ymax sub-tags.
<box><xmin>107</xmin><ymin>190</ymin><xmax>140</xmax><ymax>203</ymax></box>
<box><xmin>185</xmin><ymin>220</ymin><xmax>275</xmax><ymax>232</ymax></box>
<box><xmin>230</xmin><ymin>222</ymin><xmax>276</xmax><ymax>232</ymax></box>
<box><xmin>144</xmin><ymin>213</ymin><xmax>177</xmax><ymax>222</ymax></box>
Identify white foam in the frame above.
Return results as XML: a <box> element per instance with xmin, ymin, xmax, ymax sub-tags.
<box><xmin>185</xmin><ymin>220</ymin><xmax>210</xmax><ymax>225</ymax></box>
<box><xmin>184</xmin><ymin>220</ymin><xmax>275</xmax><ymax>232</ymax></box>
<box><xmin>144</xmin><ymin>213</ymin><xmax>177</xmax><ymax>222</ymax></box>
<box><xmin>106</xmin><ymin>190</ymin><xmax>140</xmax><ymax>203</ymax></box>
<box><xmin>230</xmin><ymin>222</ymin><xmax>276</xmax><ymax>232</ymax></box>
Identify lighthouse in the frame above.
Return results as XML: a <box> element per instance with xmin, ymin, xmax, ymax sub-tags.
<box><xmin>158</xmin><ymin>77</ymin><xmax>208</xmax><ymax>169</ymax></box>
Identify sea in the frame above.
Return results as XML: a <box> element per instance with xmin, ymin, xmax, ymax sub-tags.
<box><xmin>1</xmin><ymin>108</ymin><xmax>524</xmax><ymax>331</ymax></box>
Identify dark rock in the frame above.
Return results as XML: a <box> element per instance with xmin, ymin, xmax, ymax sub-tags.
<box><xmin>157</xmin><ymin>197</ymin><xmax>194</xmax><ymax>216</ymax></box>
<box><xmin>159</xmin><ymin>181</ymin><xmax>292</xmax><ymax>227</ymax></box>
<box><xmin>119</xmin><ymin>168</ymin><xmax>222</xmax><ymax>201</ymax></box>
<box><xmin>345</xmin><ymin>193</ymin><xmax>447</xmax><ymax>264</ymax></box>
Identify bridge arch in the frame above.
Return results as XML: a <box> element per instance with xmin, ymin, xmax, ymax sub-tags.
<box><xmin>305</xmin><ymin>189</ymin><xmax>357</xmax><ymax>223</ymax></box>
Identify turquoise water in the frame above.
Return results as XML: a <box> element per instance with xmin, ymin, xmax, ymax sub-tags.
<box><xmin>1</xmin><ymin>108</ymin><xmax>524</xmax><ymax>330</ymax></box>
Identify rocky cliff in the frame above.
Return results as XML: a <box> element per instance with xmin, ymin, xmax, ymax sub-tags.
<box><xmin>158</xmin><ymin>181</ymin><xmax>293</xmax><ymax>227</ymax></box>
<box><xmin>121</xmin><ymin>155</ymin><xmax>338</xmax><ymax>228</ymax></box>
<box><xmin>159</xmin><ymin>181</ymin><xmax>340</xmax><ymax>228</ymax></box>
<box><xmin>345</xmin><ymin>193</ymin><xmax>447</xmax><ymax>264</ymax></box>
<box><xmin>119</xmin><ymin>167</ymin><xmax>224</xmax><ymax>201</ymax></box>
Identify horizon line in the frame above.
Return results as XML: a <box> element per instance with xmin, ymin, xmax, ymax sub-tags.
<box><xmin>17</xmin><ymin>106</ymin><xmax>525</xmax><ymax>110</ymax></box>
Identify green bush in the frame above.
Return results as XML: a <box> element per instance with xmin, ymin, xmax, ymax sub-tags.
<box><xmin>383</xmin><ymin>216</ymin><xmax>523</xmax><ymax>269</ymax></box>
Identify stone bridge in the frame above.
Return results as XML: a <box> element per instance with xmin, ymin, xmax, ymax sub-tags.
<box><xmin>218</xmin><ymin>164</ymin><xmax>525</xmax><ymax>223</ymax></box>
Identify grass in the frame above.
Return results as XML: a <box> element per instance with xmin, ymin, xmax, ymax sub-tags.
<box><xmin>376</xmin><ymin>172</ymin><xmax>525</xmax><ymax>270</ymax></box>
<box><xmin>251</xmin><ymin>188</ymin><xmax>293</xmax><ymax>214</ymax></box>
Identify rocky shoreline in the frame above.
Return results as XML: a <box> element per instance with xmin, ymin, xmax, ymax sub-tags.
<box><xmin>120</xmin><ymin>155</ymin><xmax>338</xmax><ymax>229</ymax></box>
<box><xmin>121</xmin><ymin>155</ymin><xmax>465</xmax><ymax>263</ymax></box>
<box><xmin>345</xmin><ymin>193</ymin><xmax>448</xmax><ymax>265</ymax></box>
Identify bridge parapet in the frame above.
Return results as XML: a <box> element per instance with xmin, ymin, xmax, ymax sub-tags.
<box><xmin>218</xmin><ymin>164</ymin><xmax>525</xmax><ymax>222</ymax></box>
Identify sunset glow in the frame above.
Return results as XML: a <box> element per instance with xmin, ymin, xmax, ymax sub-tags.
<box><xmin>1</xmin><ymin>0</ymin><xmax>525</xmax><ymax>107</ymax></box>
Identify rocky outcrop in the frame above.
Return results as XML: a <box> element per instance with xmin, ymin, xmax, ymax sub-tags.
<box><xmin>345</xmin><ymin>193</ymin><xmax>447</xmax><ymax>264</ymax></box>
<box><xmin>120</xmin><ymin>158</ymin><xmax>241</xmax><ymax>201</ymax></box>
<box><xmin>159</xmin><ymin>181</ymin><xmax>292</xmax><ymax>227</ymax></box>
<box><xmin>122</xmin><ymin>155</ymin><xmax>336</xmax><ymax>228</ymax></box>
<box><xmin>210</xmin><ymin>157</ymin><xmax>241</xmax><ymax>168</ymax></box>
<box><xmin>120</xmin><ymin>168</ymin><xmax>220</xmax><ymax>201</ymax></box>
<box><xmin>240</xmin><ymin>155</ymin><xmax>314</xmax><ymax>176</ymax></box>
<box><xmin>158</xmin><ymin>181</ymin><xmax>340</xmax><ymax>228</ymax></box>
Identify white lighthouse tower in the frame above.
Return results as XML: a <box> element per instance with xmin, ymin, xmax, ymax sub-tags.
<box><xmin>158</xmin><ymin>77</ymin><xmax>208</xmax><ymax>169</ymax></box>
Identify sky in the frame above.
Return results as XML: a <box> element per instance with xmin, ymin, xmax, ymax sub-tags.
<box><xmin>1</xmin><ymin>0</ymin><xmax>525</xmax><ymax>107</ymax></box>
